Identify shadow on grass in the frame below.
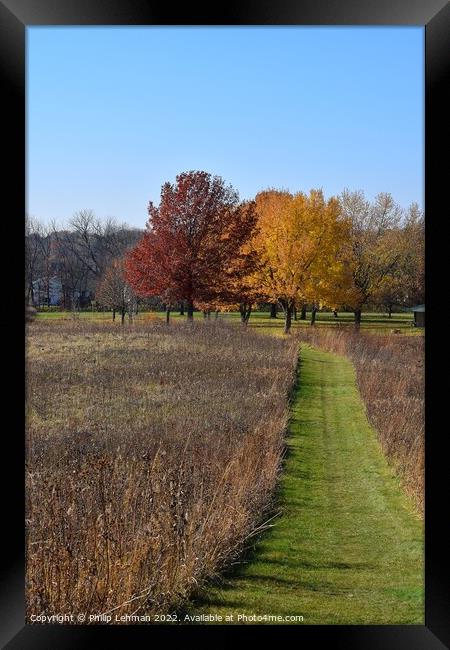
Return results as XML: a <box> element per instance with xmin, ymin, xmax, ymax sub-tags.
<box><xmin>191</xmin><ymin>574</ymin><xmax>355</xmax><ymax>608</ymax></box>
<box><xmin>178</xmin><ymin>353</ymin><xmax>352</xmax><ymax>616</ymax></box>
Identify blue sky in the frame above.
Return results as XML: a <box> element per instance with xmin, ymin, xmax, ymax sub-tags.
<box><xmin>27</xmin><ymin>27</ymin><xmax>424</xmax><ymax>228</ymax></box>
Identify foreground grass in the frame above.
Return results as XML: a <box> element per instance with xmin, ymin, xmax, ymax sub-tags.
<box><xmin>26</xmin><ymin>320</ymin><xmax>298</xmax><ymax>621</ymax></box>
<box><xmin>188</xmin><ymin>345</ymin><xmax>423</xmax><ymax>624</ymax></box>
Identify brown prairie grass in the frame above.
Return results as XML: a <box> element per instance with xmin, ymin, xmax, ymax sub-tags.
<box><xmin>26</xmin><ymin>320</ymin><xmax>298</xmax><ymax>622</ymax></box>
<box><xmin>297</xmin><ymin>327</ymin><xmax>424</xmax><ymax>515</ymax></box>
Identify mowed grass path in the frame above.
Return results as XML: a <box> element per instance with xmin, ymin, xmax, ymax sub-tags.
<box><xmin>188</xmin><ymin>345</ymin><xmax>423</xmax><ymax>624</ymax></box>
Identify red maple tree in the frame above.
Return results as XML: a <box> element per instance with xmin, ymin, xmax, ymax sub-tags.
<box><xmin>125</xmin><ymin>171</ymin><xmax>258</xmax><ymax>319</ymax></box>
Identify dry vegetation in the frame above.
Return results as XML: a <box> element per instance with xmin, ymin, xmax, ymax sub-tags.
<box><xmin>26</xmin><ymin>320</ymin><xmax>298</xmax><ymax>621</ymax></box>
<box><xmin>297</xmin><ymin>328</ymin><xmax>424</xmax><ymax>514</ymax></box>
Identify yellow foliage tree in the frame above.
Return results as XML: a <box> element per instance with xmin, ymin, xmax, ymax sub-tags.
<box><xmin>255</xmin><ymin>189</ymin><xmax>352</xmax><ymax>333</ymax></box>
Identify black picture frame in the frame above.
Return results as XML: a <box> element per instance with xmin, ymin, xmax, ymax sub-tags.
<box><xmin>2</xmin><ymin>1</ymin><xmax>448</xmax><ymax>647</ymax></box>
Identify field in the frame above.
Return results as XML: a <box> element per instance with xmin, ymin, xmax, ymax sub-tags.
<box><xmin>26</xmin><ymin>312</ymin><xmax>424</xmax><ymax>624</ymax></box>
<box><xmin>35</xmin><ymin>309</ymin><xmax>421</xmax><ymax>338</ymax></box>
<box><xmin>26</xmin><ymin>319</ymin><xmax>298</xmax><ymax>620</ymax></box>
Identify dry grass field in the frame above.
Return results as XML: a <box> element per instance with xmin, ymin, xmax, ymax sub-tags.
<box><xmin>297</xmin><ymin>328</ymin><xmax>424</xmax><ymax>514</ymax></box>
<box><xmin>25</xmin><ymin>320</ymin><xmax>298</xmax><ymax>621</ymax></box>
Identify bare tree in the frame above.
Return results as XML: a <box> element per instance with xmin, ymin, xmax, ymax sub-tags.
<box><xmin>51</xmin><ymin>211</ymin><xmax>141</xmax><ymax>308</ymax></box>
<box><xmin>26</xmin><ymin>212</ymin><xmax>142</xmax><ymax>310</ymax></box>
<box><xmin>96</xmin><ymin>258</ymin><xmax>136</xmax><ymax>324</ymax></box>
<box><xmin>52</xmin><ymin>225</ymin><xmax>91</xmax><ymax>310</ymax></box>
<box><xmin>30</xmin><ymin>220</ymin><xmax>56</xmax><ymax>308</ymax></box>
<box><xmin>67</xmin><ymin>210</ymin><xmax>141</xmax><ymax>280</ymax></box>
<box><xmin>25</xmin><ymin>215</ymin><xmax>42</xmax><ymax>304</ymax></box>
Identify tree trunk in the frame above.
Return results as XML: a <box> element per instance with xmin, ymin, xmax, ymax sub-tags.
<box><xmin>112</xmin><ymin>308</ymin><xmax>116</xmax><ymax>322</ymax></box>
<box><xmin>187</xmin><ymin>300</ymin><xmax>194</xmax><ymax>321</ymax></box>
<box><xmin>166</xmin><ymin>308</ymin><xmax>171</xmax><ymax>324</ymax></box>
<box><xmin>333</xmin><ymin>310</ymin><xmax>338</xmax><ymax>318</ymax></box>
<box><xmin>215</xmin><ymin>310</ymin><xmax>219</xmax><ymax>320</ymax></box>
<box><xmin>240</xmin><ymin>304</ymin><xmax>252</xmax><ymax>325</ymax></box>
<box><xmin>203</xmin><ymin>310</ymin><xmax>208</xmax><ymax>319</ymax></box>
<box><xmin>121</xmin><ymin>308</ymin><xmax>125</xmax><ymax>325</ymax></box>
<box><xmin>270</xmin><ymin>303</ymin><xmax>278</xmax><ymax>318</ymax></box>
<box><xmin>300</xmin><ymin>304</ymin><xmax>307</xmax><ymax>320</ymax></box>
<box><xmin>388</xmin><ymin>305</ymin><xmax>392</xmax><ymax>318</ymax></box>
<box><xmin>354</xmin><ymin>308</ymin><xmax>362</xmax><ymax>327</ymax></box>
<box><xmin>284</xmin><ymin>305</ymin><xmax>293</xmax><ymax>334</ymax></box>
<box><xmin>311</xmin><ymin>306</ymin><xmax>318</xmax><ymax>326</ymax></box>
<box><xmin>179</xmin><ymin>302</ymin><xmax>184</xmax><ymax>316</ymax></box>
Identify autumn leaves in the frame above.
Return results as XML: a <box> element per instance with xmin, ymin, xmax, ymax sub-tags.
<box><xmin>124</xmin><ymin>171</ymin><xmax>424</xmax><ymax>333</ymax></box>
<box><xmin>253</xmin><ymin>189</ymin><xmax>354</xmax><ymax>333</ymax></box>
<box><xmin>125</xmin><ymin>171</ymin><xmax>258</xmax><ymax>322</ymax></box>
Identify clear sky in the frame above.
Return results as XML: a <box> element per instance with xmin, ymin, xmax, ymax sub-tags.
<box><xmin>27</xmin><ymin>27</ymin><xmax>424</xmax><ymax>228</ymax></box>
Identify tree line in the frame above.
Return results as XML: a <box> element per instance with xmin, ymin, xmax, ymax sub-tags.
<box><xmin>26</xmin><ymin>171</ymin><xmax>424</xmax><ymax>332</ymax></box>
<box><xmin>25</xmin><ymin>211</ymin><xmax>142</xmax><ymax>313</ymax></box>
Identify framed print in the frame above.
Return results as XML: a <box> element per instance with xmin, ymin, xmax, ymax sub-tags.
<box><xmin>1</xmin><ymin>0</ymin><xmax>449</xmax><ymax>647</ymax></box>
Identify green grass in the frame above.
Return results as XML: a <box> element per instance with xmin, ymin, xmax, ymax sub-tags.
<box><xmin>36</xmin><ymin>309</ymin><xmax>420</xmax><ymax>335</ymax></box>
<box><xmin>184</xmin><ymin>345</ymin><xmax>424</xmax><ymax>624</ymax></box>
<box><xmin>35</xmin><ymin>310</ymin><xmax>114</xmax><ymax>320</ymax></box>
